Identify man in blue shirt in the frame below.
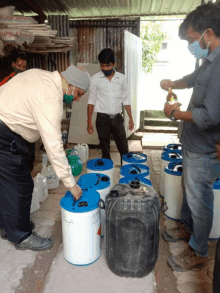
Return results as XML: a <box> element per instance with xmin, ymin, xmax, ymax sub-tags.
<box><xmin>160</xmin><ymin>2</ymin><xmax>220</xmax><ymax>272</ymax></box>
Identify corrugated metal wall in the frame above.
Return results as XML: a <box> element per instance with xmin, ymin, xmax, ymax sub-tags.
<box><xmin>0</xmin><ymin>15</ymin><xmax>70</xmax><ymax>79</ymax></box>
<box><xmin>46</xmin><ymin>15</ymin><xmax>70</xmax><ymax>72</ymax></box>
<box><xmin>69</xmin><ymin>18</ymin><xmax>140</xmax><ymax>73</ymax></box>
<box><xmin>0</xmin><ymin>16</ymin><xmax>140</xmax><ymax>80</ymax></box>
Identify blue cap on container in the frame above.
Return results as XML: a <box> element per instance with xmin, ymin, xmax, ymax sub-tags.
<box><xmin>120</xmin><ymin>164</ymin><xmax>150</xmax><ymax>177</ymax></box>
<box><xmin>213</xmin><ymin>178</ymin><xmax>220</xmax><ymax>190</ymax></box>
<box><xmin>163</xmin><ymin>144</ymin><xmax>182</xmax><ymax>154</ymax></box>
<box><xmin>122</xmin><ymin>153</ymin><xmax>147</xmax><ymax>164</ymax></box>
<box><xmin>119</xmin><ymin>175</ymin><xmax>152</xmax><ymax>186</ymax></box>
<box><xmin>165</xmin><ymin>162</ymin><xmax>183</xmax><ymax>176</ymax></box>
<box><xmin>60</xmin><ymin>189</ymin><xmax>100</xmax><ymax>213</ymax></box>
<box><xmin>161</xmin><ymin>151</ymin><xmax>182</xmax><ymax>162</ymax></box>
<box><xmin>87</xmin><ymin>158</ymin><xmax>114</xmax><ymax>171</ymax></box>
<box><xmin>77</xmin><ymin>173</ymin><xmax>110</xmax><ymax>190</ymax></box>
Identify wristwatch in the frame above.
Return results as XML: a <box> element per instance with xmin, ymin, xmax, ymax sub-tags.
<box><xmin>169</xmin><ymin>109</ymin><xmax>178</xmax><ymax>121</ymax></box>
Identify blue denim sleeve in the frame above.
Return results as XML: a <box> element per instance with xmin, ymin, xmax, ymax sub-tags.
<box><xmin>192</xmin><ymin>61</ymin><xmax>220</xmax><ymax>131</ymax></box>
<box><xmin>182</xmin><ymin>67</ymin><xmax>201</xmax><ymax>88</ymax></box>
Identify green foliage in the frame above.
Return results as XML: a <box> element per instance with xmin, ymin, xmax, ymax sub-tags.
<box><xmin>141</xmin><ymin>22</ymin><xmax>167</xmax><ymax>73</ymax></box>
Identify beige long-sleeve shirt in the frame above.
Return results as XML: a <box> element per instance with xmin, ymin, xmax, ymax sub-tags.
<box><xmin>0</xmin><ymin>68</ymin><xmax>76</xmax><ymax>188</ymax></box>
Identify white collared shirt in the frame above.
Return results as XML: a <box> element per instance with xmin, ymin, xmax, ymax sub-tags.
<box><xmin>88</xmin><ymin>71</ymin><xmax>130</xmax><ymax>114</ymax></box>
<box><xmin>0</xmin><ymin>69</ymin><xmax>76</xmax><ymax>189</ymax></box>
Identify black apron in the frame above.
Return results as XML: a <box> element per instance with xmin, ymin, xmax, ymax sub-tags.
<box><xmin>0</xmin><ymin>120</ymin><xmax>35</xmax><ymax>244</ymax></box>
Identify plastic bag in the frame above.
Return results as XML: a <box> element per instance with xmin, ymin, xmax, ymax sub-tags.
<box><xmin>0</xmin><ymin>6</ymin><xmax>15</xmax><ymax>17</ymax></box>
<box><xmin>0</xmin><ymin>29</ymin><xmax>34</xmax><ymax>45</ymax></box>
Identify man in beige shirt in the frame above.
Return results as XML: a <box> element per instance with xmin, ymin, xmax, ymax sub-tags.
<box><xmin>0</xmin><ymin>65</ymin><xmax>90</xmax><ymax>251</ymax></box>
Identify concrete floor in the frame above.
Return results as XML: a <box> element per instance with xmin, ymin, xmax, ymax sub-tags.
<box><xmin>0</xmin><ymin>135</ymin><xmax>216</xmax><ymax>293</ymax></box>
<box><xmin>43</xmin><ymin>242</ymin><xmax>155</xmax><ymax>293</ymax></box>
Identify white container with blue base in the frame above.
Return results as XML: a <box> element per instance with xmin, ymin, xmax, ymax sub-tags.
<box><xmin>60</xmin><ymin>190</ymin><xmax>101</xmax><ymax>266</ymax></box>
<box><xmin>160</xmin><ymin>152</ymin><xmax>182</xmax><ymax>198</ymax></box>
<box><xmin>164</xmin><ymin>162</ymin><xmax>183</xmax><ymax>221</ymax></box>
<box><xmin>120</xmin><ymin>164</ymin><xmax>150</xmax><ymax>180</ymax></box>
<box><xmin>209</xmin><ymin>178</ymin><xmax>220</xmax><ymax>239</ymax></box>
<box><xmin>77</xmin><ymin>173</ymin><xmax>111</xmax><ymax>237</ymax></box>
<box><xmin>119</xmin><ymin>175</ymin><xmax>152</xmax><ymax>187</ymax></box>
<box><xmin>122</xmin><ymin>152</ymin><xmax>148</xmax><ymax>166</ymax></box>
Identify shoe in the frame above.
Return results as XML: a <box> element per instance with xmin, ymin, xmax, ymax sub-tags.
<box><xmin>0</xmin><ymin>220</ymin><xmax>35</xmax><ymax>240</ymax></box>
<box><xmin>162</xmin><ymin>224</ymin><xmax>191</xmax><ymax>242</ymax></box>
<box><xmin>15</xmin><ymin>232</ymin><xmax>53</xmax><ymax>251</ymax></box>
<box><xmin>168</xmin><ymin>247</ymin><xmax>208</xmax><ymax>272</ymax></box>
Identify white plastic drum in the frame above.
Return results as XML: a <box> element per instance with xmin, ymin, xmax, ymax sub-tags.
<box><xmin>77</xmin><ymin>173</ymin><xmax>111</xmax><ymax>237</ymax></box>
<box><xmin>164</xmin><ymin>162</ymin><xmax>183</xmax><ymax>220</ymax></box>
<box><xmin>209</xmin><ymin>178</ymin><xmax>220</xmax><ymax>239</ymax></box>
<box><xmin>120</xmin><ymin>164</ymin><xmax>150</xmax><ymax>180</ymax></box>
<box><xmin>122</xmin><ymin>152</ymin><xmax>148</xmax><ymax>167</ymax></box>
<box><xmin>160</xmin><ymin>152</ymin><xmax>182</xmax><ymax>198</ymax></box>
<box><xmin>87</xmin><ymin>158</ymin><xmax>114</xmax><ymax>188</ymax></box>
<box><xmin>60</xmin><ymin>190</ymin><xmax>101</xmax><ymax>265</ymax></box>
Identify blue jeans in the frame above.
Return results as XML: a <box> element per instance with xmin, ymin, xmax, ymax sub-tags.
<box><xmin>181</xmin><ymin>148</ymin><xmax>220</xmax><ymax>257</ymax></box>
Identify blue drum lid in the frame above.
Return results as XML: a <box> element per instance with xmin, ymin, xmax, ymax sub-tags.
<box><xmin>163</xmin><ymin>144</ymin><xmax>182</xmax><ymax>154</ymax></box>
<box><xmin>213</xmin><ymin>178</ymin><xmax>220</xmax><ymax>190</ymax></box>
<box><xmin>60</xmin><ymin>189</ymin><xmax>100</xmax><ymax>213</ymax></box>
<box><xmin>165</xmin><ymin>162</ymin><xmax>183</xmax><ymax>176</ymax></box>
<box><xmin>77</xmin><ymin>173</ymin><xmax>110</xmax><ymax>190</ymax></box>
<box><xmin>122</xmin><ymin>152</ymin><xmax>147</xmax><ymax>164</ymax></box>
<box><xmin>87</xmin><ymin>158</ymin><xmax>113</xmax><ymax>171</ymax></box>
<box><xmin>120</xmin><ymin>164</ymin><xmax>150</xmax><ymax>177</ymax></box>
<box><xmin>119</xmin><ymin>175</ymin><xmax>152</xmax><ymax>186</ymax></box>
<box><xmin>161</xmin><ymin>151</ymin><xmax>182</xmax><ymax>162</ymax></box>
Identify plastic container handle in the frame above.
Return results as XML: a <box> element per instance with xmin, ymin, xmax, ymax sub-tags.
<box><xmin>94</xmin><ymin>174</ymin><xmax>101</xmax><ymax>186</ymax></box>
<box><xmin>172</xmin><ymin>162</ymin><xmax>182</xmax><ymax>171</ymax></box>
<box><xmin>99</xmin><ymin>199</ymin><xmax>105</xmax><ymax>210</ymax></box>
<box><xmin>132</xmin><ymin>164</ymin><xmax>142</xmax><ymax>173</ymax></box>
<box><xmin>161</xmin><ymin>202</ymin><xmax>168</xmax><ymax>213</ymax></box>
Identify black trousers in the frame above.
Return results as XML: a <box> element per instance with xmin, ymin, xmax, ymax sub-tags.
<box><xmin>213</xmin><ymin>238</ymin><xmax>220</xmax><ymax>293</ymax></box>
<box><xmin>96</xmin><ymin>113</ymin><xmax>128</xmax><ymax>162</ymax></box>
<box><xmin>0</xmin><ymin>120</ymin><xmax>35</xmax><ymax>244</ymax></box>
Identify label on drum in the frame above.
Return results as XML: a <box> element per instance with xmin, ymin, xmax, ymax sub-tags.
<box><xmin>62</xmin><ymin>210</ymin><xmax>75</xmax><ymax>224</ymax></box>
<box><xmin>92</xmin><ymin>210</ymin><xmax>99</xmax><ymax>224</ymax></box>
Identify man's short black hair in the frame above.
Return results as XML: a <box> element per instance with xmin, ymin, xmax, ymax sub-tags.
<box><xmin>179</xmin><ymin>1</ymin><xmax>220</xmax><ymax>40</ymax></box>
<box><xmin>12</xmin><ymin>53</ymin><xmax>27</xmax><ymax>63</ymax></box>
<box><xmin>98</xmin><ymin>48</ymin><xmax>115</xmax><ymax>64</ymax></box>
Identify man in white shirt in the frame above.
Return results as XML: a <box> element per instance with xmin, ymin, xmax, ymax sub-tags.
<box><xmin>0</xmin><ymin>65</ymin><xmax>90</xmax><ymax>251</ymax></box>
<box><xmin>87</xmin><ymin>48</ymin><xmax>134</xmax><ymax>163</ymax></box>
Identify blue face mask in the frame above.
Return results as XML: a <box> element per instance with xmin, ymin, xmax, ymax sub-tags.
<box><xmin>63</xmin><ymin>88</ymin><xmax>74</xmax><ymax>103</ymax></box>
<box><xmin>188</xmin><ymin>30</ymin><xmax>210</xmax><ymax>59</ymax></box>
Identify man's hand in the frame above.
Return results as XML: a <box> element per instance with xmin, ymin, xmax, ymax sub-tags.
<box><xmin>160</xmin><ymin>79</ymin><xmax>174</xmax><ymax>91</ymax></box>
<box><xmin>69</xmin><ymin>184</ymin><xmax>82</xmax><ymax>201</ymax></box>
<box><xmin>163</xmin><ymin>102</ymin><xmax>181</xmax><ymax>118</ymax></box>
<box><xmin>128</xmin><ymin>119</ymin><xmax>134</xmax><ymax>131</ymax></box>
<box><xmin>87</xmin><ymin>122</ymin><xmax>94</xmax><ymax>135</ymax></box>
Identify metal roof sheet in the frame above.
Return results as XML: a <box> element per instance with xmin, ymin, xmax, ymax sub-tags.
<box><xmin>0</xmin><ymin>0</ymin><xmax>202</xmax><ymax>19</ymax></box>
